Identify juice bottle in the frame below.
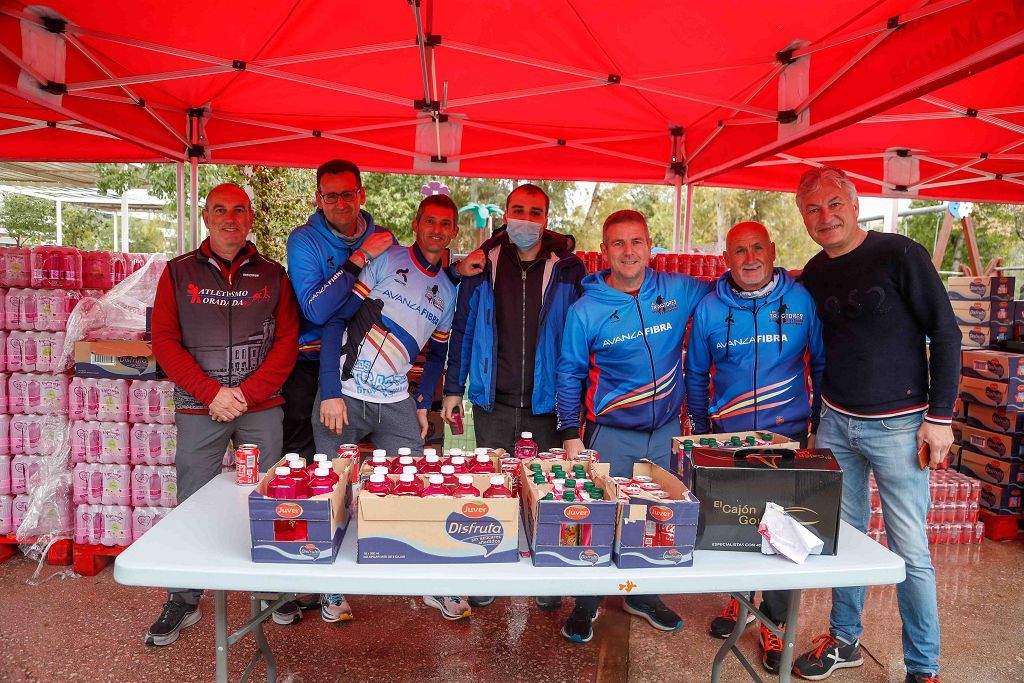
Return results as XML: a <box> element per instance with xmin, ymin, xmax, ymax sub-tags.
<box><xmin>451</xmin><ymin>475</ymin><xmax>479</xmax><ymax>498</ymax></box>
<box><xmin>287</xmin><ymin>461</ymin><xmax>310</xmax><ymax>498</ymax></box>
<box><xmin>370</xmin><ymin>449</ymin><xmax>388</xmax><ymax>470</ymax></box>
<box><xmin>482</xmin><ymin>475</ymin><xmax>513</xmax><ymax>498</ymax></box>
<box><xmin>391</xmin><ymin>472</ymin><xmax>420</xmax><ymax>497</ymax></box>
<box><xmin>469</xmin><ymin>453</ymin><xmax>494</xmax><ymax>474</ymax></box>
<box><xmin>266</xmin><ymin>467</ymin><xmax>295</xmax><ymax>498</ymax></box>
<box><xmin>445</xmin><ymin>448</ymin><xmax>464</xmax><ymax>468</ymax></box>
<box><xmin>514</xmin><ymin>431</ymin><xmax>538</xmax><ymax>461</ymax></box>
<box><xmin>307</xmin><ymin>453</ymin><xmax>328</xmax><ymax>479</ymax></box>
<box><xmin>308</xmin><ymin>468</ymin><xmax>336</xmax><ymax>496</ymax></box>
<box><xmin>439</xmin><ymin>464</ymin><xmax>457</xmax><ymax>486</ymax></box>
<box><xmin>420</xmin><ymin>473</ymin><xmax>450</xmax><ymax>498</ymax></box>
<box><xmin>390</xmin><ymin>455</ymin><xmax>415</xmax><ymax>474</ymax></box>
<box><xmin>364</xmin><ymin>473</ymin><xmax>390</xmax><ymax>496</ymax></box>
<box><xmin>449</xmin><ymin>456</ymin><xmax>468</xmax><ymax>474</ymax></box>
<box><xmin>419</xmin><ymin>450</ymin><xmax>442</xmax><ymax>474</ymax></box>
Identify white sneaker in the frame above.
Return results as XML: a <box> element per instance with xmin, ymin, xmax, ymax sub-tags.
<box><xmin>321</xmin><ymin>593</ymin><xmax>354</xmax><ymax>623</ymax></box>
<box><xmin>423</xmin><ymin>595</ymin><xmax>471</xmax><ymax>620</ymax></box>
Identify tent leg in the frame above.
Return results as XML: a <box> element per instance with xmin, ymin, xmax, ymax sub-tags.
<box><xmin>176</xmin><ymin>162</ymin><xmax>186</xmax><ymax>256</ymax></box>
<box><xmin>683</xmin><ymin>184</ymin><xmax>694</xmax><ymax>252</ymax></box>
<box><xmin>189</xmin><ymin>158</ymin><xmax>199</xmax><ymax>251</ymax></box>
<box><xmin>120</xmin><ymin>193</ymin><xmax>130</xmax><ymax>253</ymax></box>
<box><xmin>55</xmin><ymin>200</ymin><xmax>62</xmax><ymax>246</ymax></box>
<box><xmin>112</xmin><ymin>211</ymin><xmax>118</xmax><ymax>251</ymax></box>
<box><xmin>672</xmin><ymin>176</ymin><xmax>682</xmax><ymax>253</ymax></box>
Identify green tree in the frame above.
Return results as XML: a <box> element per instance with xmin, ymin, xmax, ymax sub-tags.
<box><xmin>62</xmin><ymin>205</ymin><xmax>109</xmax><ymax>251</ymax></box>
<box><xmin>0</xmin><ymin>193</ymin><xmax>55</xmax><ymax>246</ymax></box>
<box><xmin>904</xmin><ymin>200</ymin><xmax>1024</xmax><ymax>275</ymax></box>
<box><xmin>128</xmin><ymin>216</ymin><xmax>176</xmax><ymax>256</ymax></box>
<box><xmin>237</xmin><ymin>166</ymin><xmax>314</xmax><ymax>264</ymax></box>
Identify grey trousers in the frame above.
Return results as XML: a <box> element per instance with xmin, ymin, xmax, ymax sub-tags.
<box><xmin>313</xmin><ymin>392</ymin><xmax>423</xmax><ymax>455</ymax></box>
<box><xmin>168</xmin><ymin>407</ymin><xmax>283</xmax><ymax>606</ymax></box>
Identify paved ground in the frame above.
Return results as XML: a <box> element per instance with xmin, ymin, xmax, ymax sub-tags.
<box><xmin>0</xmin><ymin>536</ymin><xmax>1018</xmax><ymax>682</ymax></box>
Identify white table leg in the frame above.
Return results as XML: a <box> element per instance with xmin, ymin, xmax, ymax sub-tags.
<box><xmin>215</xmin><ymin>591</ymin><xmax>229</xmax><ymax>683</ymax></box>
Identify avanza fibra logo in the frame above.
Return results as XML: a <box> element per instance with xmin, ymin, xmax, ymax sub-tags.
<box><xmin>445</xmin><ymin>512</ymin><xmax>504</xmax><ymax>556</ymax></box>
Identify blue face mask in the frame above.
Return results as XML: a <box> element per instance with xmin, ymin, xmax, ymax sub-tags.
<box><xmin>506</xmin><ymin>218</ymin><xmax>542</xmax><ymax>250</ymax></box>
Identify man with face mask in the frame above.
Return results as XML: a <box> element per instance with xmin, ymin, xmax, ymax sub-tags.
<box><xmin>442</xmin><ymin>183</ymin><xmax>586</xmax><ymax>611</ymax></box>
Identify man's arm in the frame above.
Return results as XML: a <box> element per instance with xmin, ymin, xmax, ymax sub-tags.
<box><xmin>683</xmin><ymin>311</ymin><xmax>713</xmax><ymax>435</ymax></box>
<box><xmin>805</xmin><ymin>297</ymin><xmax>826</xmax><ymax>434</ymax></box>
<box><xmin>555</xmin><ymin>306</ymin><xmax>591</xmax><ymax>441</ymax></box>
<box><xmin>442</xmin><ymin>274</ymin><xmax>484</xmax><ymax>398</ymax></box>
<box><xmin>317</xmin><ymin>257</ymin><xmax>383</xmax><ymax>401</ymax></box>
<box><xmin>238</xmin><ymin>272</ymin><xmax>300</xmax><ymax>406</ymax></box>
<box><xmin>150</xmin><ymin>268</ymin><xmax>221</xmax><ymax>406</ymax></box>
<box><xmin>416</xmin><ymin>335</ymin><xmax>450</xmax><ymax>411</ymax></box>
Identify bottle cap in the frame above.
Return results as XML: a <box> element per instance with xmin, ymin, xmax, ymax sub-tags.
<box><xmin>429</xmin><ymin>474</ymin><xmax>444</xmax><ymax>485</ymax></box>
<box><xmin>449</xmin><ymin>448</ymin><xmax>463</xmax><ymax>457</ymax></box>
<box><xmin>565</xmin><ymin>478</ymin><xmax>577</xmax><ymax>487</ymax></box>
<box><xmin>398</xmin><ymin>447</ymin><xmax>412</xmax><ymax>456</ymax></box>
<box><xmin>373</xmin><ymin>466</ymin><xmax>389</xmax><ymax>476</ymax></box>
<box><xmin>476</xmin><ymin>454</ymin><xmax>489</xmax><ymax>462</ymax></box>
<box><xmin>475</xmin><ymin>447</ymin><xmax>489</xmax><ymax>456</ymax></box>
<box><xmin>403</xmin><ymin>465</ymin><xmax>417</xmax><ymax>475</ymax></box>
<box><xmin>425</xmin><ymin>453</ymin><xmax>440</xmax><ymax>463</ymax></box>
<box><xmin>423</xmin><ymin>448</ymin><xmax>437</xmax><ymax>457</ymax></box>
<box><xmin>450</xmin><ymin>456</ymin><xmax>465</xmax><ymax>465</ymax></box>
<box><xmin>399</xmin><ymin>473</ymin><xmax>414</xmax><ymax>483</ymax></box>
<box><xmin>490</xmin><ymin>475</ymin><xmax>504</xmax><ymax>486</ymax></box>
<box><xmin>457</xmin><ymin>474</ymin><xmax>474</xmax><ymax>485</ymax></box>
<box><xmin>274</xmin><ymin>467</ymin><xmax>290</xmax><ymax>476</ymax></box>
<box><xmin>284</xmin><ymin>452</ymin><xmax>300</xmax><ymax>462</ymax></box>
<box><xmin>440</xmin><ymin>465</ymin><xmax>455</xmax><ymax>474</ymax></box>
<box><xmin>373</xmin><ymin>449</ymin><xmax>387</xmax><ymax>458</ymax></box>
<box><xmin>371</xmin><ymin>452</ymin><xmax>387</xmax><ymax>462</ymax></box>
<box><xmin>522</xmin><ymin>432</ymin><xmax>533</xmax><ymax>439</ymax></box>
<box><xmin>289</xmin><ymin>461</ymin><xmax>304</xmax><ymax>470</ymax></box>
<box><xmin>369</xmin><ymin>473</ymin><xmax>385</xmax><ymax>483</ymax></box>
<box><xmin>313</xmin><ymin>453</ymin><xmax>328</xmax><ymax>462</ymax></box>
<box><xmin>563</xmin><ymin>491</ymin><xmax>576</xmax><ymax>501</ymax></box>
<box><xmin>314</xmin><ymin>467</ymin><xmax>330</xmax><ymax>477</ymax></box>
<box><xmin>399</xmin><ymin>455</ymin><xmax>413</xmax><ymax>464</ymax></box>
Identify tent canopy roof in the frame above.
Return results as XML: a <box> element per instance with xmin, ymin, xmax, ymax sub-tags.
<box><xmin>0</xmin><ymin>1</ymin><xmax>1022</xmax><ymax>202</ymax></box>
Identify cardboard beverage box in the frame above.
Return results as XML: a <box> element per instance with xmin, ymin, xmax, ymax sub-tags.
<box><xmin>959</xmin><ymin>376</ymin><xmax>1024</xmax><ymax>410</ymax></box>
<box><xmin>612</xmin><ymin>461</ymin><xmax>699</xmax><ymax>569</ymax></box>
<box><xmin>948</xmin><ymin>443</ymin><xmax>964</xmax><ymax>471</ymax></box>
<box><xmin>957</xmin><ymin>424</ymin><xmax>1024</xmax><ymax>461</ymax></box>
<box><xmin>950</xmin><ymin>300</ymin><xmax>1012</xmax><ymax>325</ymax></box>
<box><xmin>959</xmin><ymin>323</ymin><xmax>1013</xmax><ymax>348</ymax></box>
<box><xmin>248</xmin><ymin>457</ymin><xmax>353</xmax><ymax>564</ymax></box>
<box><xmin>962</xmin><ymin>402</ymin><xmax>1024</xmax><ymax>435</ymax></box>
<box><xmin>357</xmin><ymin>473</ymin><xmax>519</xmax><ymax>564</ymax></box>
<box><xmin>977</xmin><ymin>480</ymin><xmax>1023</xmax><ymax>514</ymax></box>
<box><xmin>946</xmin><ymin>276</ymin><xmax>1015</xmax><ymax>301</ymax></box>
<box><xmin>961</xmin><ymin>349</ymin><xmax>1024</xmax><ymax>382</ymax></box>
<box><xmin>74</xmin><ymin>340</ymin><xmax>163</xmax><ymax>379</ymax></box>
<box><xmin>519</xmin><ymin>460</ymin><xmax>618</xmax><ymax>567</ymax></box>
<box><xmin>959</xmin><ymin>450</ymin><xmax>1024</xmax><ymax>487</ymax></box>
<box><xmin>673</xmin><ymin>431</ymin><xmax>800</xmax><ymax>481</ymax></box>
<box><xmin>952</xmin><ymin>399</ymin><xmax>967</xmax><ymax>422</ymax></box>
<box><xmin>686</xmin><ymin>447</ymin><xmax>842</xmax><ymax>554</ymax></box>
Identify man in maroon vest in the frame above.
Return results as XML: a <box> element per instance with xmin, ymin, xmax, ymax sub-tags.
<box><xmin>146</xmin><ymin>183</ymin><xmax>299</xmax><ymax>646</ymax></box>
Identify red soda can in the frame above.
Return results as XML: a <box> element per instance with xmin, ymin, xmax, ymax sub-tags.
<box><xmin>235</xmin><ymin>444</ymin><xmax>259</xmax><ymax>485</ymax></box>
<box><xmin>953</xmin><ymin>501</ymin><xmax>967</xmax><ymax>524</ymax></box>
<box><xmin>945</xmin><ymin>480</ymin><xmax>957</xmax><ymax>501</ymax></box>
<box><xmin>337</xmin><ymin>443</ymin><xmax>360</xmax><ymax>483</ymax></box>
<box><xmin>654</xmin><ymin>254</ymin><xmax>667</xmax><ymax>272</ymax></box>
<box><xmin>678</xmin><ymin>253</ymin><xmax>691</xmax><ymax>275</ymax></box>
<box><xmin>642</xmin><ymin>520</ymin><xmax>658</xmax><ymax>547</ymax></box>
<box><xmin>656</xmin><ymin>522</ymin><xmax>675</xmax><ymax>546</ymax></box>
<box><xmin>716</xmin><ymin>255</ymin><xmax>727</xmax><ymax>276</ymax></box>
<box><xmin>974</xmin><ymin>521</ymin><xmax>985</xmax><ymax>543</ymax></box>
<box><xmin>969</xmin><ymin>480</ymin><xmax>981</xmax><ymax>502</ymax></box>
<box><xmin>926</xmin><ymin>506</ymin><xmax>936</xmax><ymax>525</ymax></box>
<box><xmin>927</xmin><ymin>524</ymin><xmax>938</xmax><ymax>545</ymax></box>
<box><xmin>938</xmin><ymin>522</ymin><xmax>952</xmax><ymax>544</ymax></box>
<box><xmin>870</xmin><ymin>488</ymin><xmax>880</xmax><ymax>507</ymax></box>
<box><xmin>928</xmin><ymin>480</ymin><xmax>939</xmax><ymax>502</ymax></box>
<box><xmin>949</xmin><ymin>523</ymin><xmax>961</xmax><ymax>544</ymax></box>
<box><xmin>967</xmin><ymin>501</ymin><xmax>979</xmax><ymax>523</ymax></box>
<box><xmin>501</xmin><ymin>459</ymin><xmax>520</xmax><ymax>497</ymax></box>
<box><xmin>666</xmin><ymin>253</ymin><xmax>678</xmax><ymax>273</ymax></box>
<box><xmin>955</xmin><ymin>479</ymin><xmax>969</xmax><ymax>502</ymax></box>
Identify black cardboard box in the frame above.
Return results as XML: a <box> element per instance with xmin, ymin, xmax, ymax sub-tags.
<box><xmin>686</xmin><ymin>447</ymin><xmax>842</xmax><ymax>554</ymax></box>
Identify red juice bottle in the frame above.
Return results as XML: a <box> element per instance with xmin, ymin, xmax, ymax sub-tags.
<box><xmin>445</xmin><ymin>448</ymin><xmax>464</xmax><ymax>467</ymax></box>
<box><xmin>420</xmin><ymin>449</ymin><xmax>442</xmax><ymax>474</ymax></box>
<box><xmin>451</xmin><ymin>475</ymin><xmax>479</xmax><ymax>498</ymax></box>
<box><xmin>449</xmin><ymin>456</ymin><xmax>468</xmax><ymax>474</ymax></box>
<box><xmin>364</xmin><ymin>473</ymin><xmax>390</xmax><ymax>496</ymax></box>
<box><xmin>287</xmin><ymin>461</ymin><xmax>310</xmax><ymax>498</ymax></box>
<box><xmin>470</xmin><ymin>453</ymin><xmax>494</xmax><ymax>474</ymax></box>
<box><xmin>266</xmin><ymin>467</ymin><xmax>295</xmax><ymax>499</ymax></box>
<box><xmin>420</xmin><ymin>473</ymin><xmax>450</xmax><ymax>498</ymax></box>
<box><xmin>514</xmin><ymin>431</ymin><xmax>538</xmax><ymax>461</ymax></box>
<box><xmin>391</xmin><ymin>472</ymin><xmax>420</xmax><ymax>496</ymax></box>
<box><xmin>308</xmin><ymin>467</ymin><xmax>336</xmax><ymax>496</ymax></box>
<box><xmin>482</xmin><ymin>475</ymin><xmax>513</xmax><ymax>498</ymax></box>
<box><xmin>370</xmin><ymin>449</ymin><xmax>388</xmax><ymax>470</ymax></box>
<box><xmin>390</xmin><ymin>455</ymin><xmax>415</xmax><ymax>474</ymax></box>
<box><xmin>440</xmin><ymin>464</ymin><xmax>457</xmax><ymax>486</ymax></box>
<box><xmin>306</xmin><ymin>453</ymin><xmax>328</xmax><ymax>479</ymax></box>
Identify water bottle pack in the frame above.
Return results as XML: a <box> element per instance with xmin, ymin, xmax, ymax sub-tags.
<box><xmin>0</xmin><ymin>453</ymin><xmax>9</xmax><ymax>493</ymax></box>
<box><xmin>69</xmin><ymin>377</ymin><xmax>130</xmax><ymax>422</ymax></box>
<box><xmin>3</xmin><ymin>288</ymin><xmax>80</xmax><ymax>331</ymax></box>
<box><xmin>9</xmin><ymin>493</ymin><xmax>30</xmax><ymax>533</ymax></box>
<box><xmin>9</xmin><ymin>415</ymin><xmax>66</xmax><ymax>455</ymax></box>
<box><xmin>72</xmin><ymin>462</ymin><xmax>132</xmax><ymax>505</ymax></box>
<box><xmin>131</xmin><ymin>505</ymin><xmax>172</xmax><ymax>541</ymax></box>
<box><xmin>74</xmin><ymin>504</ymin><xmax>132</xmax><ymax>546</ymax></box>
<box><xmin>5</xmin><ymin>331</ymin><xmax>67</xmax><ymax>372</ymax></box>
<box><xmin>129</xmin><ymin>422</ymin><xmax>176</xmax><ymax>465</ymax></box>
<box><xmin>0</xmin><ymin>247</ymin><xmax>31</xmax><ymax>288</ymax></box>
<box><xmin>9</xmin><ymin>454</ymin><xmax>47</xmax><ymax>496</ymax></box>
<box><xmin>130</xmin><ymin>465</ymin><xmax>178</xmax><ymax>507</ymax></box>
<box><xmin>126</xmin><ymin>380</ymin><xmax>175</xmax><ymax>424</ymax></box>
<box><xmin>7</xmin><ymin>372</ymin><xmax>69</xmax><ymax>415</ymax></box>
<box><xmin>0</xmin><ymin>493</ymin><xmax>12</xmax><ymax>534</ymax></box>
<box><xmin>29</xmin><ymin>246</ymin><xmax>83</xmax><ymax>290</ymax></box>
<box><xmin>70</xmin><ymin>420</ymin><xmax>130</xmax><ymax>464</ymax></box>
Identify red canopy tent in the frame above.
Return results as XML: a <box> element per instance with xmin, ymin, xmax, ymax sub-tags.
<box><xmin>0</xmin><ymin>0</ymin><xmax>1022</xmax><ymax>248</ymax></box>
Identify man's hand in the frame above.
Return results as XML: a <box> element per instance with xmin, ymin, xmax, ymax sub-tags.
<box><xmin>806</xmin><ymin>433</ymin><xmax>817</xmax><ymax>449</ymax></box>
<box><xmin>454</xmin><ymin>249</ymin><xmax>485</xmax><ymax>278</ymax></box>
<box><xmin>441</xmin><ymin>395</ymin><xmax>462</xmax><ymax>425</ymax></box>
<box><xmin>319</xmin><ymin>398</ymin><xmax>348</xmax><ymax>435</ymax></box>
<box><xmin>563</xmin><ymin>438</ymin><xmax>585</xmax><ymax>459</ymax></box>
<box><xmin>209</xmin><ymin>386</ymin><xmax>247</xmax><ymax>423</ymax></box>
<box><xmin>417</xmin><ymin>408</ymin><xmax>429</xmax><ymax>439</ymax></box>
<box><xmin>360</xmin><ymin>232</ymin><xmax>394</xmax><ymax>259</ymax></box>
<box><xmin>917</xmin><ymin>421</ymin><xmax>954</xmax><ymax>469</ymax></box>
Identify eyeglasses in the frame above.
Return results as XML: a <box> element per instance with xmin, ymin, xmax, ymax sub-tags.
<box><xmin>318</xmin><ymin>188</ymin><xmax>362</xmax><ymax>204</ymax></box>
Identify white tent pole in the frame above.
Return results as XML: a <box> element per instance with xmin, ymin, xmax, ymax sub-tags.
<box><xmin>672</xmin><ymin>175</ymin><xmax>682</xmax><ymax>252</ymax></box>
<box><xmin>176</xmin><ymin>161</ymin><xmax>185</xmax><ymax>255</ymax></box>
<box><xmin>120</xmin><ymin>192</ymin><xmax>130</xmax><ymax>253</ymax></box>
<box><xmin>111</xmin><ymin>211</ymin><xmax>118</xmax><ymax>251</ymax></box>
<box><xmin>189</xmin><ymin>158</ymin><xmax>199</xmax><ymax>251</ymax></box>
<box><xmin>55</xmin><ymin>200</ymin><xmax>62</xmax><ymax>246</ymax></box>
<box><xmin>683</xmin><ymin>184</ymin><xmax>694</xmax><ymax>252</ymax></box>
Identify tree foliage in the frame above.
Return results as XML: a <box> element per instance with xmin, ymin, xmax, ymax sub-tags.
<box><xmin>0</xmin><ymin>193</ymin><xmax>55</xmax><ymax>246</ymax></box>
<box><xmin>903</xmin><ymin>200</ymin><xmax>1024</xmax><ymax>275</ymax></box>
<box><xmin>62</xmin><ymin>205</ymin><xmax>108</xmax><ymax>251</ymax></box>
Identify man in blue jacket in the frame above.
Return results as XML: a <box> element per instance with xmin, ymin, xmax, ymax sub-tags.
<box><xmin>685</xmin><ymin>220</ymin><xmax>825</xmax><ymax>675</ymax></box>
<box><xmin>556</xmin><ymin>209</ymin><xmax>713</xmax><ymax>643</ymax></box>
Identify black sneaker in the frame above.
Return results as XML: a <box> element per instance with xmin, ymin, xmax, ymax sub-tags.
<box><xmin>561</xmin><ymin>605</ymin><xmax>598</xmax><ymax>643</ymax></box>
<box><xmin>467</xmin><ymin>596</ymin><xmax>494</xmax><ymax>608</ymax></box>
<box><xmin>622</xmin><ymin>595</ymin><xmax>682</xmax><ymax>632</ymax></box>
<box><xmin>709</xmin><ymin>597</ymin><xmax>755</xmax><ymax>639</ymax></box>
<box><xmin>793</xmin><ymin>633</ymin><xmax>863</xmax><ymax>680</ymax></box>
<box><xmin>145</xmin><ymin>600</ymin><xmax>202</xmax><ymax>646</ymax></box>
<box><xmin>904</xmin><ymin>673</ymin><xmax>940</xmax><ymax>683</ymax></box>
<box><xmin>759</xmin><ymin>621</ymin><xmax>785</xmax><ymax>674</ymax></box>
<box><xmin>534</xmin><ymin>596</ymin><xmax>563</xmax><ymax>610</ymax></box>
<box><xmin>294</xmin><ymin>594</ymin><xmax>321</xmax><ymax>610</ymax></box>
<box><xmin>261</xmin><ymin>598</ymin><xmax>302</xmax><ymax>625</ymax></box>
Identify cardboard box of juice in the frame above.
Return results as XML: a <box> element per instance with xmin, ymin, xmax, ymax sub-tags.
<box><xmin>74</xmin><ymin>340</ymin><xmax>163</xmax><ymax>379</ymax></box>
<box><xmin>959</xmin><ymin>323</ymin><xmax>1013</xmax><ymax>348</ymax></box>
<box><xmin>356</xmin><ymin>472</ymin><xmax>519</xmax><ymax>564</ymax></box>
<box><xmin>959</xmin><ymin>376</ymin><xmax>1024</xmax><ymax>410</ymax></box>
<box><xmin>977</xmin><ymin>480</ymin><xmax>1023</xmax><ymax>514</ymax></box>
<box><xmin>950</xmin><ymin>300</ymin><xmax>1013</xmax><ymax>325</ymax></box>
<box><xmin>946</xmin><ymin>276</ymin><xmax>1015</xmax><ymax>301</ymax></box>
<box><xmin>961</xmin><ymin>349</ymin><xmax>1024</xmax><ymax>382</ymax></box>
<box><xmin>960</xmin><ymin>402</ymin><xmax>1024</xmax><ymax>435</ymax></box>
<box><xmin>519</xmin><ymin>460</ymin><xmax>618</xmax><ymax>567</ymax></box>
<box><xmin>248</xmin><ymin>457</ymin><xmax>353</xmax><ymax>564</ymax></box>
<box><xmin>612</xmin><ymin>461</ymin><xmax>699</xmax><ymax>569</ymax></box>
<box><xmin>958</xmin><ymin>450</ymin><xmax>1024</xmax><ymax>487</ymax></box>
<box><xmin>956</xmin><ymin>423</ymin><xmax>1024</xmax><ymax>461</ymax></box>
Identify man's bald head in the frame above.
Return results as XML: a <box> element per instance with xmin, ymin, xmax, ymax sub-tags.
<box><xmin>203</xmin><ymin>183</ymin><xmax>254</xmax><ymax>259</ymax></box>
<box><xmin>206</xmin><ymin>183</ymin><xmax>252</xmax><ymax>208</ymax></box>
<box><xmin>723</xmin><ymin>221</ymin><xmax>776</xmax><ymax>292</ymax></box>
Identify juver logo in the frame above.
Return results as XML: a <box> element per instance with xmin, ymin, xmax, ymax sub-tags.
<box><xmin>564</xmin><ymin>505</ymin><xmax>590</xmax><ymax>521</ymax></box>
<box><xmin>276</xmin><ymin>503</ymin><xmax>303</xmax><ymax>519</ymax></box>
<box><xmin>461</xmin><ymin>502</ymin><xmax>489</xmax><ymax>518</ymax></box>
<box><xmin>649</xmin><ymin>506</ymin><xmax>673</xmax><ymax>522</ymax></box>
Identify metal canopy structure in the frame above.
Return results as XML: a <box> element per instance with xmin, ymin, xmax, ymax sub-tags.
<box><xmin>0</xmin><ymin>0</ymin><xmax>1022</xmax><ymax>250</ymax></box>
<box><xmin>0</xmin><ymin>160</ymin><xmax>97</xmax><ymax>186</ymax></box>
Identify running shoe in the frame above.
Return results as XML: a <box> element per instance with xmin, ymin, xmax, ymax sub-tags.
<box><xmin>622</xmin><ymin>595</ymin><xmax>683</xmax><ymax>632</ymax></box>
<box><xmin>904</xmin><ymin>674</ymin><xmax>940</xmax><ymax>683</ymax></box>
<box><xmin>423</xmin><ymin>595</ymin><xmax>471</xmax><ymax>620</ymax></box>
<box><xmin>467</xmin><ymin>596</ymin><xmax>494</xmax><ymax>608</ymax></box>
<box><xmin>261</xmin><ymin>598</ymin><xmax>302</xmax><ymax>625</ymax></box>
<box><xmin>145</xmin><ymin>600</ymin><xmax>202</xmax><ymax>646</ymax></box>
<box><xmin>321</xmin><ymin>593</ymin><xmax>354</xmax><ymax>623</ymax></box>
<box><xmin>759</xmin><ymin>621</ymin><xmax>786</xmax><ymax>674</ymax></box>
<box><xmin>709</xmin><ymin>597</ymin><xmax>755</xmax><ymax>639</ymax></box>
<box><xmin>535</xmin><ymin>596</ymin><xmax>563</xmax><ymax>610</ymax></box>
<box><xmin>561</xmin><ymin>604</ymin><xmax>598</xmax><ymax>643</ymax></box>
<box><xmin>793</xmin><ymin>633</ymin><xmax>863</xmax><ymax>680</ymax></box>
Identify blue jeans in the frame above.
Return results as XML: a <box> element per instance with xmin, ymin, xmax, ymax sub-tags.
<box><xmin>816</xmin><ymin>406</ymin><xmax>939</xmax><ymax>675</ymax></box>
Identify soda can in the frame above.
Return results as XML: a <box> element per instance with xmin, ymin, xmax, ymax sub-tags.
<box><xmin>559</xmin><ymin>522</ymin><xmax>580</xmax><ymax>546</ymax></box>
<box><xmin>654</xmin><ymin>254</ymin><xmax>667</xmax><ymax>272</ymax></box>
<box><xmin>450</xmin><ymin>408</ymin><xmax>464</xmax><ymax>435</ymax></box>
<box><xmin>337</xmin><ymin>443</ymin><xmax>360</xmax><ymax>482</ymax></box>
<box><xmin>949</xmin><ymin>522</ymin><xmax>962</xmax><ymax>544</ymax></box>
<box><xmin>656</xmin><ymin>522</ymin><xmax>675</xmax><ymax>546</ymax></box>
<box><xmin>968</xmin><ymin>480</ymin><xmax>981</xmax><ymax>502</ymax></box>
<box><xmin>638</xmin><ymin>482</ymin><xmax>662</xmax><ymax>491</ymax></box>
<box><xmin>501</xmin><ymin>459</ymin><xmax>520</xmax><ymax>496</ymax></box>
<box><xmin>953</xmin><ymin>501</ymin><xmax>967</xmax><ymax>524</ymax></box>
<box><xmin>967</xmin><ymin>501</ymin><xmax>979</xmax><ymax>523</ymax></box>
<box><xmin>973</xmin><ymin>521</ymin><xmax>985</xmax><ymax>543</ymax></box>
<box><xmin>665</xmin><ymin>254</ymin><xmax>678</xmax><ymax>273</ymax></box>
<box><xmin>536</xmin><ymin>451</ymin><xmax>556</xmax><ymax>461</ymax></box>
<box><xmin>649</xmin><ymin>490</ymin><xmax>671</xmax><ymax>500</ymax></box>
<box><xmin>927</xmin><ymin>524</ymin><xmax>938</xmax><ymax>545</ymax></box>
<box><xmin>621</xmin><ymin>485</ymin><xmax>643</xmax><ymax>496</ymax></box>
<box><xmin>643</xmin><ymin>520</ymin><xmax>658</xmax><ymax>547</ymax></box>
<box><xmin>677</xmin><ymin>253</ymin><xmax>691</xmax><ymax>275</ymax></box>
<box><xmin>632</xmin><ymin>475</ymin><xmax>653</xmax><ymax>485</ymax></box>
<box><xmin>548</xmin><ymin>447</ymin><xmax>567</xmax><ymax>460</ymax></box>
<box><xmin>955</xmin><ymin>479</ymin><xmax>969</xmax><ymax>502</ymax></box>
<box><xmin>235</xmin><ymin>444</ymin><xmax>259</xmax><ymax>485</ymax></box>
<box><xmin>578</xmin><ymin>448</ymin><xmax>599</xmax><ymax>462</ymax></box>
<box><xmin>938</xmin><ymin>522</ymin><xmax>952</xmax><ymax>544</ymax></box>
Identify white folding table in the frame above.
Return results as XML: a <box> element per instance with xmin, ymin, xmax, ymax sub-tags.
<box><xmin>114</xmin><ymin>473</ymin><xmax>905</xmax><ymax>683</ymax></box>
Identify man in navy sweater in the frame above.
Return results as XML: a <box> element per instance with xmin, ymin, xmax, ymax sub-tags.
<box><xmin>789</xmin><ymin>167</ymin><xmax>959</xmax><ymax>683</ymax></box>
